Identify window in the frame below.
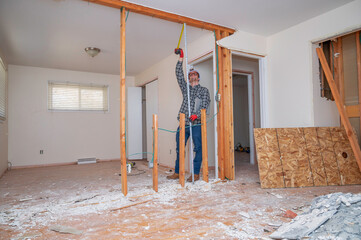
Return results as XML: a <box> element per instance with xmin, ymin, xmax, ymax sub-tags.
<box><xmin>48</xmin><ymin>82</ymin><xmax>108</xmax><ymax>111</ymax></box>
<box><xmin>0</xmin><ymin>58</ymin><xmax>6</xmax><ymax>120</ymax></box>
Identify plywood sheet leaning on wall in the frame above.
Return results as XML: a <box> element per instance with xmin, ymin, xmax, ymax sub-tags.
<box><xmin>277</xmin><ymin>128</ymin><xmax>313</xmax><ymax>188</ymax></box>
<box><xmin>253</xmin><ymin>128</ymin><xmax>284</xmax><ymax>188</ymax></box>
<box><xmin>303</xmin><ymin>128</ymin><xmax>328</xmax><ymax>186</ymax></box>
<box><xmin>254</xmin><ymin>127</ymin><xmax>361</xmax><ymax>188</ymax></box>
<box><xmin>316</xmin><ymin>127</ymin><xmax>342</xmax><ymax>186</ymax></box>
<box><xmin>330</xmin><ymin>127</ymin><xmax>361</xmax><ymax>185</ymax></box>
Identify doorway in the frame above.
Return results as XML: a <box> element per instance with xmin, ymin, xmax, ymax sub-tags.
<box><xmin>232</xmin><ymin>54</ymin><xmax>262</xmax><ymax>175</ymax></box>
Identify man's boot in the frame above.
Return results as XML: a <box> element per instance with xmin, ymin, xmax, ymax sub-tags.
<box><xmin>166</xmin><ymin>173</ymin><xmax>179</xmax><ymax>180</ymax></box>
<box><xmin>187</xmin><ymin>174</ymin><xmax>199</xmax><ymax>182</ymax></box>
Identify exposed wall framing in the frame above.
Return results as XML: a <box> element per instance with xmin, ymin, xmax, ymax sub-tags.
<box><xmin>317</xmin><ymin>47</ymin><xmax>361</xmax><ymax>172</ymax></box>
<box><xmin>86</xmin><ymin>0</ymin><xmax>236</xmax><ymax>194</ymax></box>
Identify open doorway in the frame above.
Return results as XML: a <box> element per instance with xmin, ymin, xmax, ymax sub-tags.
<box><xmin>232</xmin><ymin>54</ymin><xmax>261</xmax><ymax>175</ymax></box>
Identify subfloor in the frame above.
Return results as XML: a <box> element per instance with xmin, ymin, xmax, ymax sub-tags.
<box><xmin>0</xmin><ymin>153</ymin><xmax>360</xmax><ymax>239</ymax></box>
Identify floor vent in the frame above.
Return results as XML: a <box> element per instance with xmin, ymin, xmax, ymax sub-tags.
<box><xmin>77</xmin><ymin>157</ymin><xmax>97</xmax><ymax>165</ymax></box>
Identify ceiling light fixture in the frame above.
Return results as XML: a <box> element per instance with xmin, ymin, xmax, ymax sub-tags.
<box><xmin>85</xmin><ymin>47</ymin><xmax>101</xmax><ymax>57</ymax></box>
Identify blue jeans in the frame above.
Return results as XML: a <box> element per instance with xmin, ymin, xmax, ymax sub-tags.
<box><xmin>174</xmin><ymin>125</ymin><xmax>202</xmax><ymax>175</ymax></box>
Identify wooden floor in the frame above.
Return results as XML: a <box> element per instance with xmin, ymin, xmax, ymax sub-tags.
<box><xmin>1</xmin><ymin>152</ymin><xmax>360</xmax><ymax>239</ymax></box>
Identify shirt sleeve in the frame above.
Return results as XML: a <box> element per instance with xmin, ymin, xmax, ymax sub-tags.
<box><xmin>195</xmin><ymin>87</ymin><xmax>211</xmax><ymax>118</ymax></box>
<box><xmin>175</xmin><ymin>60</ymin><xmax>187</xmax><ymax>94</ymax></box>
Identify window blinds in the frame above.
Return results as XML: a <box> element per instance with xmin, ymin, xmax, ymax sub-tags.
<box><xmin>48</xmin><ymin>82</ymin><xmax>108</xmax><ymax>111</ymax></box>
<box><xmin>0</xmin><ymin>60</ymin><xmax>6</xmax><ymax>120</ymax></box>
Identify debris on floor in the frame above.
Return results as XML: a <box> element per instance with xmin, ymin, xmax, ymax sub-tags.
<box><xmin>270</xmin><ymin>192</ymin><xmax>361</xmax><ymax>239</ymax></box>
<box><xmin>50</xmin><ymin>225</ymin><xmax>83</xmax><ymax>235</ymax></box>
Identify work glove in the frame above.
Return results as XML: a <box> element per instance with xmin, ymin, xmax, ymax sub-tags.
<box><xmin>174</xmin><ymin>48</ymin><xmax>184</xmax><ymax>58</ymax></box>
<box><xmin>190</xmin><ymin>115</ymin><xmax>197</xmax><ymax>122</ymax></box>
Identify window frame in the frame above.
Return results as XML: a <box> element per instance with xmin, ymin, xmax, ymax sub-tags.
<box><xmin>47</xmin><ymin>81</ymin><xmax>109</xmax><ymax>113</ymax></box>
<box><xmin>0</xmin><ymin>57</ymin><xmax>6</xmax><ymax>121</ymax></box>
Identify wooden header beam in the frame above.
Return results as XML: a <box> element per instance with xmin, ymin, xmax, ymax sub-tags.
<box><xmin>84</xmin><ymin>0</ymin><xmax>235</xmax><ymax>34</ymax></box>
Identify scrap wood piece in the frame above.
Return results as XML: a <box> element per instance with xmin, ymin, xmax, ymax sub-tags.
<box><xmin>303</xmin><ymin>128</ymin><xmax>328</xmax><ymax>186</ymax></box>
<box><xmin>110</xmin><ymin>200</ymin><xmax>151</xmax><ymax>212</ymax></box>
<box><xmin>277</xmin><ymin>128</ymin><xmax>313</xmax><ymax>188</ymax></box>
<box><xmin>254</xmin><ymin>128</ymin><xmax>285</xmax><ymax>188</ymax></box>
<box><xmin>316</xmin><ymin>128</ymin><xmax>342</xmax><ymax>186</ymax></box>
<box><xmin>330</xmin><ymin>127</ymin><xmax>361</xmax><ymax>185</ymax></box>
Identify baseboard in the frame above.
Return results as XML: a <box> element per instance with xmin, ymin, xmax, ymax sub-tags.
<box><xmin>12</xmin><ymin>161</ymin><xmax>77</xmax><ymax>169</ymax></box>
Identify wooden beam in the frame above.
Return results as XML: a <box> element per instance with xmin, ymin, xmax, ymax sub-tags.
<box><xmin>335</xmin><ymin>38</ymin><xmax>345</xmax><ymax>105</ymax></box>
<box><xmin>84</xmin><ymin>0</ymin><xmax>235</xmax><ymax>34</ymax></box>
<box><xmin>346</xmin><ymin>105</ymin><xmax>360</xmax><ymax>118</ymax></box>
<box><xmin>221</xmin><ymin>31</ymin><xmax>235</xmax><ymax>180</ymax></box>
<box><xmin>215</xmin><ymin>30</ymin><xmax>225</xmax><ymax>180</ymax></box>
<box><xmin>331</xmin><ymin>41</ymin><xmax>339</xmax><ymax>92</ymax></box>
<box><xmin>153</xmin><ymin>114</ymin><xmax>158</xmax><ymax>192</ymax></box>
<box><xmin>356</xmin><ymin>32</ymin><xmax>361</xmax><ymax>140</ymax></box>
<box><xmin>316</xmin><ymin>47</ymin><xmax>361</xmax><ymax>172</ymax></box>
<box><xmin>179</xmin><ymin>113</ymin><xmax>185</xmax><ymax>187</ymax></box>
<box><xmin>120</xmin><ymin>7</ymin><xmax>127</xmax><ymax>196</ymax></box>
<box><xmin>201</xmin><ymin>109</ymin><xmax>209</xmax><ymax>182</ymax></box>
<box><xmin>320</xmin><ymin>42</ymin><xmax>325</xmax><ymax>98</ymax></box>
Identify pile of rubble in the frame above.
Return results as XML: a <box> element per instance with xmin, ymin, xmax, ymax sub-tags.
<box><xmin>270</xmin><ymin>192</ymin><xmax>361</xmax><ymax>239</ymax></box>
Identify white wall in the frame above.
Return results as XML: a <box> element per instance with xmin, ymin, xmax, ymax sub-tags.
<box><xmin>8</xmin><ymin>65</ymin><xmax>134</xmax><ymax>167</ymax></box>
<box><xmin>0</xmin><ymin>55</ymin><xmax>8</xmax><ymax>176</ymax></box>
<box><xmin>266</xmin><ymin>0</ymin><xmax>361</xmax><ymax>128</ymax></box>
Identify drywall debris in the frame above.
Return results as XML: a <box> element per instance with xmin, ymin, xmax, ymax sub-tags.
<box><xmin>12</xmin><ymin>233</ymin><xmax>42</xmax><ymax>239</ymax></box>
<box><xmin>19</xmin><ymin>197</ymin><xmax>32</xmax><ymax>202</ymax></box>
<box><xmin>268</xmin><ymin>192</ymin><xmax>283</xmax><ymax>199</ymax></box>
<box><xmin>267</xmin><ymin>222</ymin><xmax>282</xmax><ymax>227</ymax></box>
<box><xmin>270</xmin><ymin>192</ymin><xmax>361</xmax><ymax>239</ymax></box>
<box><xmin>74</xmin><ymin>194</ymin><xmax>99</xmax><ymax>203</ymax></box>
<box><xmin>50</xmin><ymin>225</ymin><xmax>82</xmax><ymax>235</ymax></box>
<box><xmin>238</xmin><ymin>211</ymin><xmax>251</xmax><ymax>219</ymax></box>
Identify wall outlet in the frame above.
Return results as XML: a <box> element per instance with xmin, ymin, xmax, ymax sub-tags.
<box><xmin>40</xmin><ymin>150</ymin><xmax>44</xmax><ymax>154</ymax></box>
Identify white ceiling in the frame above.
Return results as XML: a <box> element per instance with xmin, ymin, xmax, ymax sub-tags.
<box><xmin>0</xmin><ymin>0</ymin><xmax>354</xmax><ymax>75</ymax></box>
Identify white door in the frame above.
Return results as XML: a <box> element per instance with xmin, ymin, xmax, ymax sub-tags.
<box><xmin>126</xmin><ymin>87</ymin><xmax>143</xmax><ymax>160</ymax></box>
<box><xmin>145</xmin><ymin>80</ymin><xmax>158</xmax><ymax>164</ymax></box>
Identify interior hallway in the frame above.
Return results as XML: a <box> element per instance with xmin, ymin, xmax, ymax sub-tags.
<box><xmin>1</xmin><ymin>159</ymin><xmax>360</xmax><ymax>239</ymax></box>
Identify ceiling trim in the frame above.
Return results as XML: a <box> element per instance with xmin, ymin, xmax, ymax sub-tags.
<box><xmin>84</xmin><ymin>0</ymin><xmax>236</xmax><ymax>34</ymax></box>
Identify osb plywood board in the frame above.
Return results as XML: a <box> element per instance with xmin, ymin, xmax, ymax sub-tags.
<box><xmin>254</xmin><ymin>127</ymin><xmax>360</xmax><ymax>189</ymax></box>
<box><xmin>277</xmin><ymin>128</ymin><xmax>313</xmax><ymax>188</ymax></box>
<box><xmin>316</xmin><ymin>127</ymin><xmax>342</xmax><ymax>186</ymax></box>
<box><xmin>330</xmin><ymin>127</ymin><xmax>361</xmax><ymax>185</ymax></box>
<box><xmin>303</xmin><ymin>128</ymin><xmax>328</xmax><ymax>186</ymax></box>
<box><xmin>253</xmin><ymin>128</ymin><xmax>284</xmax><ymax>188</ymax></box>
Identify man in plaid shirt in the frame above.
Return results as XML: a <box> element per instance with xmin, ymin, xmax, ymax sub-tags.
<box><xmin>167</xmin><ymin>48</ymin><xmax>211</xmax><ymax>182</ymax></box>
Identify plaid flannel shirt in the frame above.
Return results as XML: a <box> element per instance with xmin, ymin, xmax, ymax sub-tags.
<box><xmin>176</xmin><ymin>60</ymin><xmax>211</xmax><ymax>125</ymax></box>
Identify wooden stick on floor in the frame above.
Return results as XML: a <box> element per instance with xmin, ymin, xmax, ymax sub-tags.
<box><xmin>179</xmin><ymin>113</ymin><xmax>185</xmax><ymax>187</ymax></box>
<box><xmin>201</xmin><ymin>109</ymin><xmax>209</xmax><ymax>182</ymax></box>
<box><xmin>317</xmin><ymin>47</ymin><xmax>361</xmax><ymax>172</ymax></box>
<box><xmin>153</xmin><ymin>114</ymin><xmax>158</xmax><ymax>192</ymax></box>
<box><xmin>120</xmin><ymin>7</ymin><xmax>127</xmax><ymax>196</ymax></box>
